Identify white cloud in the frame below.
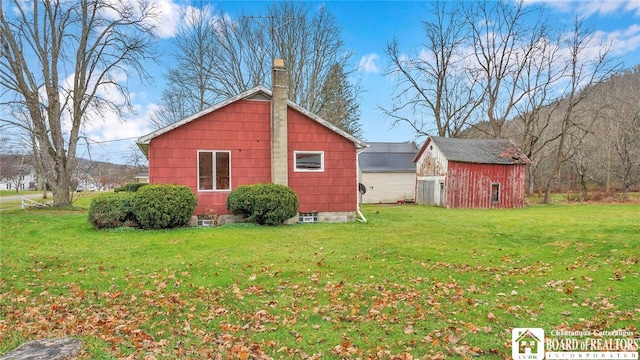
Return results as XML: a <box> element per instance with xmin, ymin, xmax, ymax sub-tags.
<box><xmin>600</xmin><ymin>23</ymin><xmax>640</xmax><ymax>57</ymax></box>
<box><xmin>152</xmin><ymin>0</ymin><xmax>183</xmax><ymax>38</ymax></box>
<box><xmin>524</xmin><ymin>0</ymin><xmax>640</xmax><ymax>18</ymax></box>
<box><xmin>573</xmin><ymin>0</ymin><xmax>640</xmax><ymax>17</ymax></box>
<box><xmin>81</xmin><ymin>98</ymin><xmax>154</xmax><ymax>143</ymax></box>
<box><xmin>77</xmin><ymin>99</ymin><xmax>154</xmax><ymax>162</ymax></box>
<box><xmin>358</xmin><ymin>53</ymin><xmax>380</xmax><ymax>74</ymax></box>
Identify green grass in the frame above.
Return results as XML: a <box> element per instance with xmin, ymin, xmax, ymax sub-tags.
<box><xmin>0</xmin><ymin>191</ymin><xmax>97</xmax><ymax>211</ymax></box>
<box><xmin>1</xmin><ymin>204</ymin><xmax>639</xmax><ymax>359</ymax></box>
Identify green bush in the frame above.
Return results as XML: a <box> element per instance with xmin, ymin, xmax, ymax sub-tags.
<box><xmin>132</xmin><ymin>184</ymin><xmax>197</xmax><ymax>229</ymax></box>
<box><xmin>226</xmin><ymin>183</ymin><xmax>299</xmax><ymax>226</ymax></box>
<box><xmin>114</xmin><ymin>183</ymin><xmax>148</xmax><ymax>193</ymax></box>
<box><xmin>88</xmin><ymin>193</ymin><xmax>136</xmax><ymax>229</ymax></box>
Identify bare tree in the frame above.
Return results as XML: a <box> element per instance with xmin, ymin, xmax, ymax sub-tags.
<box><xmin>602</xmin><ymin>69</ymin><xmax>640</xmax><ymax>199</ymax></box>
<box><xmin>512</xmin><ymin>32</ymin><xmax>565</xmax><ymax>194</ymax></box>
<box><xmin>0</xmin><ymin>0</ymin><xmax>158</xmax><ymax>206</ymax></box>
<box><xmin>154</xmin><ymin>1</ymin><xmax>359</xmax><ymax>133</ymax></box>
<box><xmin>465</xmin><ymin>0</ymin><xmax>552</xmax><ymax>139</ymax></box>
<box><xmin>151</xmin><ymin>5</ymin><xmax>270</xmax><ymax>129</ymax></box>
<box><xmin>541</xmin><ymin>17</ymin><xmax>619</xmax><ymax>203</ymax></box>
<box><xmin>383</xmin><ymin>1</ymin><xmax>482</xmax><ymax>138</ymax></box>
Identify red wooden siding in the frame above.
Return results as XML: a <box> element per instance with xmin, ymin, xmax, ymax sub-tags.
<box><xmin>288</xmin><ymin>108</ymin><xmax>357</xmax><ymax>213</ymax></box>
<box><xmin>446</xmin><ymin>162</ymin><xmax>527</xmax><ymax>209</ymax></box>
<box><xmin>148</xmin><ymin>99</ymin><xmax>272</xmax><ymax>214</ymax></box>
<box><xmin>147</xmin><ymin>99</ymin><xmax>358</xmax><ymax>215</ymax></box>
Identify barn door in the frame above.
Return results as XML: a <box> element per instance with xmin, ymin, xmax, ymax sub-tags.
<box><xmin>417</xmin><ymin>180</ymin><xmax>436</xmax><ymax>205</ymax></box>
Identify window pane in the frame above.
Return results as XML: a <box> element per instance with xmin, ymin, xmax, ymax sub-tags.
<box><xmin>199</xmin><ymin>152</ymin><xmax>213</xmax><ymax>190</ymax></box>
<box><xmin>491</xmin><ymin>183</ymin><xmax>500</xmax><ymax>203</ymax></box>
<box><xmin>296</xmin><ymin>152</ymin><xmax>322</xmax><ymax>170</ymax></box>
<box><xmin>216</xmin><ymin>152</ymin><xmax>230</xmax><ymax>190</ymax></box>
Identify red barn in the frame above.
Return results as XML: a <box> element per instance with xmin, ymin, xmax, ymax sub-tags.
<box><xmin>137</xmin><ymin>60</ymin><xmax>367</xmax><ymax>223</ymax></box>
<box><xmin>413</xmin><ymin>137</ymin><xmax>530</xmax><ymax>208</ymax></box>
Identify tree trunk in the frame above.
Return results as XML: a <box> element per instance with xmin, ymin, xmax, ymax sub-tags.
<box><xmin>51</xmin><ymin>178</ymin><xmax>71</xmax><ymax>207</ymax></box>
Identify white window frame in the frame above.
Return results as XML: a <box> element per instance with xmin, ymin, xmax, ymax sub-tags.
<box><xmin>197</xmin><ymin>150</ymin><xmax>231</xmax><ymax>192</ymax></box>
<box><xmin>293</xmin><ymin>151</ymin><xmax>324</xmax><ymax>172</ymax></box>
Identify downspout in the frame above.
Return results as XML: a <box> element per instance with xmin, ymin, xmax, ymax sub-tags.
<box><xmin>356</xmin><ymin>146</ymin><xmax>368</xmax><ymax>223</ymax></box>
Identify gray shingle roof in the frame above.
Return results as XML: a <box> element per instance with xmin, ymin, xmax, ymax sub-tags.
<box><xmin>360</xmin><ymin>142</ymin><xmax>418</xmax><ymax>172</ymax></box>
<box><xmin>430</xmin><ymin>137</ymin><xmax>530</xmax><ymax>165</ymax></box>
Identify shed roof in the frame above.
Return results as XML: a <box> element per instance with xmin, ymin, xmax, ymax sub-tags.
<box><xmin>360</xmin><ymin>142</ymin><xmax>418</xmax><ymax>172</ymax></box>
<box><xmin>415</xmin><ymin>137</ymin><xmax>530</xmax><ymax>165</ymax></box>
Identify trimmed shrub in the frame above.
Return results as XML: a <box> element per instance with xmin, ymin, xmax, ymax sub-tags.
<box><xmin>114</xmin><ymin>183</ymin><xmax>148</xmax><ymax>193</ymax></box>
<box><xmin>132</xmin><ymin>184</ymin><xmax>197</xmax><ymax>229</ymax></box>
<box><xmin>88</xmin><ymin>193</ymin><xmax>136</xmax><ymax>229</ymax></box>
<box><xmin>226</xmin><ymin>183</ymin><xmax>299</xmax><ymax>226</ymax></box>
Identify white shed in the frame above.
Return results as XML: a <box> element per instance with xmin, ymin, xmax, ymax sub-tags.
<box><xmin>358</xmin><ymin>142</ymin><xmax>418</xmax><ymax>204</ymax></box>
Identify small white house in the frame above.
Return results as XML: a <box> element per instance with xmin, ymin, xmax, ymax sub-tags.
<box><xmin>358</xmin><ymin>142</ymin><xmax>418</xmax><ymax>204</ymax></box>
<box><xmin>0</xmin><ymin>156</ymin><xmax>38</xmax><ymax>191</ymax></box>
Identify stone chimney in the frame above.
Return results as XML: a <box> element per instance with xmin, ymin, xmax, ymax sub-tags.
<box><xmin>271</xmin><ymin>59</ymin><xmax>288</xmax><ymax>185</ymax></box>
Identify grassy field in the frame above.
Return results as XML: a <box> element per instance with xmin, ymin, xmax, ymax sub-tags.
<box><xmin>1</xmin><ymin>203</ymin><xmax>638</xmax><ymax>359</ymax></box>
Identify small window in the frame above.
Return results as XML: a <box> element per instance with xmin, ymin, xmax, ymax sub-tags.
<box><xmin>491</xmin><ymin>183</ymin><xmax>500</xmax><ymax>203</ymax></box>
<box><xmin>294</xmin><ymin>151</ymin><xmax>324</xmax><ymax>172</ymax></box>
<box><xmin>299</xmin><ymin>212</ymin><xmax>318</xmax><ymax>223</ymax></box>
<box><xmin>198</xmin><ymin>150</ymin><xmax>231</xmax><ymax>191</ymax></box>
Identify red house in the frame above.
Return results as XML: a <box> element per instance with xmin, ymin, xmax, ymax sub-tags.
<box><xmin>137</xmin><ymin>60</ymin><xmax>367</xmax><ymax>223</ymax></box>
<box><xmin>413</xmin><ymin>137</ymin><xmax>530</xmax><ymax>208</ymax></box>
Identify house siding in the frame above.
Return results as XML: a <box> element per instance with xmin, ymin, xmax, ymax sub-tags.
<box><xmin>446</xmin><ymin>162</ymin><xmax>527</xmax><ymax>209</ymax></box>
<box><xmin>288</xmin><ymin>108</ymin><xmax>357</xmax><ymax>213</ymax></box>
<box><xmin>148</xmin><ymin>99</ymin><xmax>272</xmax><ymax>215</ymax></box>
<box><xmin>147</xmin><ymin>98</ymin><xmax>358</xmax><ymax>216</ymax></box>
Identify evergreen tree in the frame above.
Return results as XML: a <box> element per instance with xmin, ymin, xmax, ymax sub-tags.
<box><xmin>316</xmin><ymin>63</ymin><xmax>362</xmax><ymax>138</ymax></box>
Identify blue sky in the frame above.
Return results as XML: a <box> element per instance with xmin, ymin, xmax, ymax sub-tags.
<box><xmin>75</xmin><ymin>0</ymin><xmax>640</xmax><ymax>164</ymax></box>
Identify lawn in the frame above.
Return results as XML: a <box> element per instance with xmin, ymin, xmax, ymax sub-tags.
<box><xmin>1</xmin><ymin>203</ymin><xmax>639</xmax><ymax>359</ymax></box>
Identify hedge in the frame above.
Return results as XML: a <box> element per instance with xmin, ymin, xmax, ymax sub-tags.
<box><xmin>114</xmin><ymin>183</ymin><xmax>148</xmax><ymax>193</ymax></box>
<box><xmin>226</xmin><ymin>183</ymin><xmax>299</xmax><ymax>226</ymax></box>
<box><xmin>88</xmin><ymin>192</ymin><xmax>136</xmax><ymax>229</ymax></box>
<box><xmin>132</xmin><ymin>184</ymin><xmax>197</xmax><ymax>230</ymax></box>
<box><xmin>88</xmin><ymin>184</ymin><xmax>196</xmax><ymax>230</ymax></box>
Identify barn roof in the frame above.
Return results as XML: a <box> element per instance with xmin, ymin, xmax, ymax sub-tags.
<box><xmin>415</xmin><ymin>137</ymin><xmax>530</xmax><ymax>165</ymax></box>
<box><xmin>359</xmin><ymin>142</ymin><xmax>418</xmax><ymax>172</ymax></box>
<box><xmin>136</xmin><ymin>86</ymin><xmax>366</xmax><ymax>156</ymax></box>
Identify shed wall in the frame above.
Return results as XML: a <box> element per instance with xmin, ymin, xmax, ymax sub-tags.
<box><xmin>446</xmin><ymin>162</ymin><xmax>527</xmax><ymax>209</ymax></box>
<box><xmin>416</xmin><ymin>140</ymin><xmax>447</xmax><ymax>177</ymax></box>
<box><xmin>360</xmin><ymin>172</ymin><xmax>415</xmax><ymax>204</ymax></box>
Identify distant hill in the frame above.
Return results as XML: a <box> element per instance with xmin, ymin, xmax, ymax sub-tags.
<box><xmin>458</xmin><ymin>65</ymin><xmax>640</xmax><ymax>195</ymax></box>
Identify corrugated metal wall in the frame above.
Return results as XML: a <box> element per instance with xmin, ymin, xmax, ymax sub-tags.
<box><xmin>446</xmin><ymin>162</ymin><xmax>527</xmax><ymax>208</ymax></box>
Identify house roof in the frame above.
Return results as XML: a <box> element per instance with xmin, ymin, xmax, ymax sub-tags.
<box><xmin>414</xmin><ymin>137</ymin><xmax>530</xmax><ymax>165</ymax></box>
<box><xmin>137</xmin><ymin>86</ymin><xmax>366</xmax><ymax>156</ymax></box>
<box><xmin>359</xmin><ymin>142</ymin><xmax>418</xmax><ymax>172</ymax></box>
<box><xmin>515</xmin><ymin>329</ymin><xmax>542</xmax><ymax>343</ymax></box>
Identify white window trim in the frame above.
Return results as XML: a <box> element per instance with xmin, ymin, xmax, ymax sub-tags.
<box><xmin>197</xmin><ymin>150</ymin><xmax>232</xmax><ymax>192</ymax></box>
<box><xmin>293</xmin><ymin>151</ymin><xmax>324</xmax><ymax>172</ymax></box>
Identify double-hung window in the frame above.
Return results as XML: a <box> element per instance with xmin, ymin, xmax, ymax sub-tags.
<box><xmin>198</xmin><ymin>151</ymin><xmax>231</xmax><ymax>191</ymax></box>
<box><xmin>294</xmin><ymin>151</ymin><xmax>324</xmax><ymax>172</ymax></box>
